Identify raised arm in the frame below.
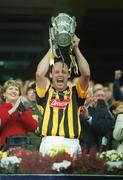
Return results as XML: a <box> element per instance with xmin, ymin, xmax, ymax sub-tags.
<box><xmin>36</xmin><ymin>49</ymin><xmax>51</xmax><ymax>88</ymax></box>
<box><xmin>72</xmin><ymin>35</ymin><xmax>90</xmax><ymax>90</ymax></box>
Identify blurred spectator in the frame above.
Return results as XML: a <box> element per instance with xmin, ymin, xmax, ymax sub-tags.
<box><xmin>112</xmin><ymin>101</ymin><xmax>123</xmax><ymax>153</ymax></box>
<box><xmin>22</xmin><ymin>82</ymin><xmax>43</xmax><ymax>150</ymax></box>
<box><xmin>0</xmin><ymin>79</ymin><xmax>38</xmax><ymax>150</ymax></box>
<box><xmin>94</xmin><ymin>88</ymin><xmax>114</xmax><ymax>150</ymax></box>
<box><xmin>93</xmin><ymin>83</ymin><xmax>104</xmax><ymax>94</ymax></box>
<box><xmin>23</xmin><ymin>83</ymin><xmax>36</xmax><ymax>108</ymax></box>
<box><xmin>80</xmin><ymin>87</ymin><xmax>114</xmax><ymax>153</ymax></box>
<box><xmin>80</xmin><ymin>99</ymin><xmax>109</xmax><ymax>153</ymax></box>
<box><xmin>113</xmin><ymin>69</ymin><xmax>123</xmax><ymax>101</ymax></box>
<box><xmin>103</xmin><ymin>83</ymin><xmax>113</xmax><ymax>106</ymax></box>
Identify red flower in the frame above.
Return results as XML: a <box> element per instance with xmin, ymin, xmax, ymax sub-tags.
<box><xmin>13</xmin><ymin>151</ymin><xmax>22</xmax><ymax>157</ymax></box>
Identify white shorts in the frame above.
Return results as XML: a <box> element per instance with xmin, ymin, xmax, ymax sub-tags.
<box><xmin>39</xmin><ymin>136</ymin><xmax>82</xmax><ymax>158</ymax></box>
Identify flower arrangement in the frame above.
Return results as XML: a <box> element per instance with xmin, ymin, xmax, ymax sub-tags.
<box><xmin>0</xmin><ymin>146</ymin><xmax>73</xmax><ymax>174</ymax></box>
<box><xmin>0</xmin><ymin>156</ymin><xmax>21</xmax><ymax>174</ymax></box>
<box><xmin>98</xmin><ymin>150</ymin><xmax>123</xmax><ymax>173</ymax></box>
<box><xmin>0</xmin><ymin>147</ymin><xmax>32</xmax><ymax>174</ymax></box>
<box><xmin>0</xmin><ymin>151</ymin><xmax>7</xmax><ymax>158</ymax></box>
<box><xmin>0</xmin><ymin>147</ymin><xmax>123</xmax><ymax>174</ymax></box>
<box><xmin>98</xmin><ymin>150</ymin><xmax>123</xmax><ymax>162</ymax></box>
<box><xmin>6</xmin><ymin>146</ymin><xmax>32</xmax><ymax>157</ymax></box>
<box><xmin>18</xmin><ymin>151</ymin><xmax>73</xmax><ymax>174</ymax></box>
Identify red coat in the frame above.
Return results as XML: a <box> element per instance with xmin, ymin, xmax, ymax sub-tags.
<box><xmin>0</xmin><ymin>102</ymin><xmax>38</xmax><ymax>148</ymax></box>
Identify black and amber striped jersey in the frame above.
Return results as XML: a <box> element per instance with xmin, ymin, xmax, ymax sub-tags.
<box><xmin>36</xmin><ymin>80</ymin><xmax>88</xmax><ymax>139</ymax></box>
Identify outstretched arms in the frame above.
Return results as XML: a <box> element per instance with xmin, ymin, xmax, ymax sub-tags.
<box><xmin>36</xmin><ymin>35</ymin><xmax>90</xmax><ymax>91</ymax></box>
<box><xmin>72</xmin><ymin>35</ymin><xmax>90</xmax><ymax>90</ymax></box>
<box><xmin>36</xmin><ymin>49</ymin><xmax>51</xmax><ymax>89</ymax></box>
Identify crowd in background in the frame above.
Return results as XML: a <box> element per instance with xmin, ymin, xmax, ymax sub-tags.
<box><xmin>0</xmin><ymin>68</ymin><xmax>123</xmax><ymax>155</ymax></box>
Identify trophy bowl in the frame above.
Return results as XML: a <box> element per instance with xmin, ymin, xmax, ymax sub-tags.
<box><xmin>51</xmin><ymin>13</ymin><xmax>77</xmax><ymax>47</ymax></box>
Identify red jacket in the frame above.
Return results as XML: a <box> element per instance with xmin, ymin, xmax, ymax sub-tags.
<box><xmin>0</xmin><ymin>102</ymin><xmax>38</xmax><ymax>148</ymax></box>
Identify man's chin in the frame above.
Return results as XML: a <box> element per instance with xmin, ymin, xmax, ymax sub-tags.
<box><xmin>55</xmin><ymin>84</ymin><xmax>66</xmax><ymax>91</ymax></box>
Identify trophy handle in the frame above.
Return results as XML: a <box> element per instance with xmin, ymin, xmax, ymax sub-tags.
<box><xmin>49</xmin><ymin>27</ymin><xmax>59</xmax><ymax>59</ymax></box>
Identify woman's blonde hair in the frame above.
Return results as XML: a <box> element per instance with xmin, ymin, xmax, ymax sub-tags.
<box><xmin>0</xmin><ymin>79</ymin><xmax>22</xmax><ymax>101</ymax></box>
<box><xmin>110</xmin><ymin>100</ymin><xmax>123</xmax><ymax>113</ymax></box>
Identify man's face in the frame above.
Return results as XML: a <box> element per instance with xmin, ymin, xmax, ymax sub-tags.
<box><xmin>51</xmin><ymin>62</ymin><xmax>70</xmax><ymax>91</ymax></box>
<box><xmin>27</xmin><ymin>89</ymin><xmax>36</xmax><ymax>102</ymax></box>
<box><xmin>115</xmin><ymin>104</ymin><xmax>123</xmax><ymax>114</ymax></box>
<box><xmin>94</xmin><ymin>89</ymin><xmax>106</xmax><ymax>101</ymax></box>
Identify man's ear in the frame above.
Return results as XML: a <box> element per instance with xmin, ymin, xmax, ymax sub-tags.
<box><xmin>50</xmin><ymin>73</ymin><xmax>52</xmax><ymax>78</ymax></box>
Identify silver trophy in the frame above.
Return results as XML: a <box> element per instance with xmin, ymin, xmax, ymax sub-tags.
<box><xmin>49</xmin><ymin>13</ymin><xmax>78</xmax><ymax>73</ymax></box>
<box><xmin>51</xmin><ymin>13</ymin><xmax>76</xmax><ymax>47</ymax></box>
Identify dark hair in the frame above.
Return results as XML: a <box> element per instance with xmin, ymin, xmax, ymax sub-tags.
<box><xmin>26</xmin><ymin>83</ymin><xmax>36</xmax><ymax>95</ymax></box>
<box><xmin>50</xmin><ymin>58</ymin><xmax>69</xmax><ymax>73</ymax></box>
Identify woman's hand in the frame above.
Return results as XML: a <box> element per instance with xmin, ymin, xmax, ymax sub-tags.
<box><xmin>8</xmin><ymin>96</ymin><xmax>21</xmax><ymax>115</ymax></box>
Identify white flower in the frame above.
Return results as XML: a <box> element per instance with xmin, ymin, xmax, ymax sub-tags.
<box><xmin>106</xmin><ymin>161</ymin><xmax>123</xmax><ymax>170</ymax></box>
<box><xmin>52</xmin><ymin>160</ymin><xmax>71</xmax><ymax>172</ymax></box>
<box><xmin>98</xmin><ymin>150</ymin><xmax>123</xmax><ymax>162</ymax></box>
<box><xmin>0</xmin><ymin>156</ymin><xmax>21</xmax><ymax>169</ymax></box>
